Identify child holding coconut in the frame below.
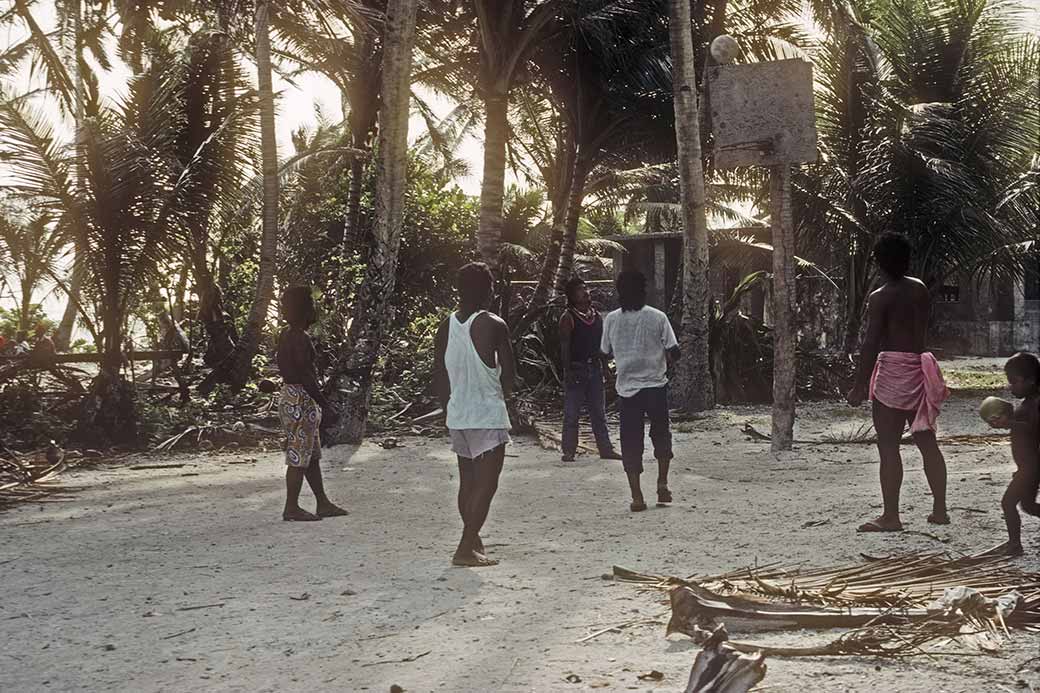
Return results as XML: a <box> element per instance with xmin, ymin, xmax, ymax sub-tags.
<box><xmin>983</xmin><ymin>352</ymin><xmax>1040</xmax><ymax>556</ymax></box>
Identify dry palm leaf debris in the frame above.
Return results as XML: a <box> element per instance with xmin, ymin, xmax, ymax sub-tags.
<box><xmin>0</xmin><ymin>444</ymin><xmax>76</xmax><ymax>508</ymax></box>
<box><xmin>614</xmin><ymin>552</ymin><xmax>1040</xmax><ymax>658</ymax></box>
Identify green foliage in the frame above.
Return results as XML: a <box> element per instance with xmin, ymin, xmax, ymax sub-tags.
<box><xmin>0</xmin><ymin>305</ymin><xmax>51</xmax><ymax>340</ymax></box>
<box><xmin>796</xmin><ymin>0</ymin><xmax>1040</xmax><ymax>348</ymax></box>
<box><xmin>278</xmin><ymin>149</ymin><xmax>477</xmax><ymax>341</ymax></box>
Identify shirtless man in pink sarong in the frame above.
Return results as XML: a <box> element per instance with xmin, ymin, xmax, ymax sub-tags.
<box><xmin>848</xmin><ymin>233</ymin><xmax>950</xmax><ymax>532</ymax></box>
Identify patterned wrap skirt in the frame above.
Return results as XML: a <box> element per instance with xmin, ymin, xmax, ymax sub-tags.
<box><xmin>279</xmin><ymin>384</ymin><xmax>322</xmax><ymax>468</ymax></box>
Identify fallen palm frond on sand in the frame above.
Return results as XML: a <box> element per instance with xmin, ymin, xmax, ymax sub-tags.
<box><xmin>614</xmin><ymin>552</ymin><xmax>1040</xmax><ymax>658</ymax></box>
<box><xmin>683</xmin><ymin>624</ymin><xmax>767</xmax><ymax>692</ymax></box>
<box><xmin>0</xmin><ymin>444</ymin><xmax>76</xmax><ymax>508</ymax></box>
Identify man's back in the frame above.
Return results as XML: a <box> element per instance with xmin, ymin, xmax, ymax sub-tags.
<box><xmin>602</xmin><ymin>306</ymin><xmax>678</xmax><ymax>397</ymax></box>
<box><xmin>870</xmin><ymin>277</ymin><xmax>930</xmax><ymax>353</ymax></box>
<box><xmin>442</xmin><ymin>309</ymin><xmax>511</xmax><ymax>431</ymax></box>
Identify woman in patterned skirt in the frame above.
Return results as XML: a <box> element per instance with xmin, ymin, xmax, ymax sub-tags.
<box><xmin>277</xmin><ymin>286</ymin><xmax>347</xmax><ymax>521</ymax></box>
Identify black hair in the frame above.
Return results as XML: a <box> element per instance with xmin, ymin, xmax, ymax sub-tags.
<box><xmin>873</xmin><ymin>232</ymin><xmax>912</xmax><ymax>278</ymax></box>
<box><xmin>280</xmin><ymin>285</ymin><xmax>315</xmax><ymax>327</ymax></box>
<box><xmin>616</xmin><ymin>271</ymin><xmax>647</xmax><ymax>312</ymax></box>
<box><xmin>1005</xmin><ymin>352</ymin><xmax>1040</xmax><ymax>384</ymax></box>
<box><xmin>564</xmin><ymin>276</ymin><xmax>586</xmax><ymax>305</ymax></box>
<box><xmin>456</xmin><ymin>262</ymin><xmax>495</xmax><ymax>307</ymax></box>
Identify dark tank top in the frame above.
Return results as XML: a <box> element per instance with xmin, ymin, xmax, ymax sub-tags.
<box><xmin>568</xmin><ymin>309</ymin><xmax>603</xmax><ymax>362</ymax></box>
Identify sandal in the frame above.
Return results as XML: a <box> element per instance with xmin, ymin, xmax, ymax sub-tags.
<box><xmin>630</xmin><ymin>499</ymin><xmax>647</xmax><ymax>512</ymax></box>
<box><xmin>657</xmin><ymin>487</ymin><xmax>673</xmax><ymax>505</ymax></box>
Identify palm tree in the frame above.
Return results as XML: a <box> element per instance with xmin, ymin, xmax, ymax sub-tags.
<box><xmin>271</xmin><ymin>0</ymin><xmax>384</xmax><ymax>250</ymax></box>
<box><xmin>667</xmin><ymin>0</ymin><xmax>714</xmax><ymax>412</ymax></box>
<box><xmin>469</xmin><ymin>0</ymin><xmax>574</xmax><ymax>267</ymax></box>
<box><xmin>2</xmin><ymin>0</ymin><xmax>112</xmax><ymax>351</ymax></box>
<box><xmin>797</xmin><ymin>0</ymin><xmax>1040</xmax><ymax>352</ymax></box>
<box><xmin>216</xmin><ymin>0</ymin><xmax>279</xmax><ymax>391</ymax></box>
<box><xmin>0</xmin><ymin>209</ymin><xmax>66</xmax><ymax>332</ymax></box>
<box><xmin>0</xmin><ymin>38</ymin><xmax>250</xmax><ymax>442</ymax></box>
<box><xmin>327</xmin><ymin>0</ymin><xmax>419</xmax><ymax>443</ymax></box>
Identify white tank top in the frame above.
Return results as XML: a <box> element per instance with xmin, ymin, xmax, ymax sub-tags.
<box><xmin>445</xmin><ymin>311</ymin><xmax>511</xmax><ymax>430</ymax></box>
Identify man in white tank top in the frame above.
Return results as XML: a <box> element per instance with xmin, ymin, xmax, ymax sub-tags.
<box><xmin>434</xmin><ymin>263</ymin><xmax>515</xmax><ymax>567</ymax></box>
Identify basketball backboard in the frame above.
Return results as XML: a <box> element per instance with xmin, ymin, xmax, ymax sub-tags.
<box><xmin>707</xmin><ymin>59</ymin><xmax>818</xmax><ymax>169</ymax></box>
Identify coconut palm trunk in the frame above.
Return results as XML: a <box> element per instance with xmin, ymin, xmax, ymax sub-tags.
<box><xmin>668</xmin><ymin>0</ymin><xmax>714</xmax><ymax>412</ymax></box>
<box><xmin>53</xmin><ymin>0</ymin><xmax>85</xmax><ymax>352</ymax></box>
<box><xmin>477</xmin><ymin>92</ymin><xmax>509</xmax><ymax>267</ymax></box>
<box><xmin>328</xmin><ymin>0</ymin><xmax>419</xmax><ymax>444</ymax></box>
<box><xmin>514</xmin><ymin>126</ymin><xmax>575</xmax><ymax>336</ymax></box>
<box><xmin>216</xmin><ymin>0</ymin><xmax>278</xmax><ymax>391</ymax></box>
<box><xmin>552</xmin><ymin>156</ymin><xmax>590</xmax><ymax>294</ymax></box>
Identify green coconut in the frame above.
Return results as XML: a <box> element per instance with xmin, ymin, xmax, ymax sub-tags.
<box><xmin>979</xmin><ymin>396</ymin><xmax>1013</xmax><ymax>423</ymax></box>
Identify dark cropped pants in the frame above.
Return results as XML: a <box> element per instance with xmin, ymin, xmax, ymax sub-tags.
<box><xmin>617</xmin><ymin>385</ymin><xmax>672</xmax><ymax>474</ymax></box>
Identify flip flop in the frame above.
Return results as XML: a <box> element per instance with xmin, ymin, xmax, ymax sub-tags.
<box><xmin>927</xmin><ymin>512</ymin><xmax>950</xmax><ymax>525</ymax></box>
<box><xmin>657</xmin><ymin>487</ymin><xmax>673</xmax><ymax>505</ymax></box>
<box><xmin>857</xmin><ymin>520</ymin><xmax>903</xmax><ymax>533</ymax></box>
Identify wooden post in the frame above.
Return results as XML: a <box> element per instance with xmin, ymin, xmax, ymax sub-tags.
<box><xmin>770</xmin><ymin>165</ymin><xmax>796</xmax><ymax>452</ymax></box>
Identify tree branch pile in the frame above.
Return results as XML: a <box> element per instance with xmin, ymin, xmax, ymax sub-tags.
<box><xmin>0</xmin><ymin>444</ymin><xmax>75</xmax><ymax>508</ymax></box>
<box><xmin>615</xmin><ymin>552</ymin><xmax>1040</xmax><ymax>658</ymax></box>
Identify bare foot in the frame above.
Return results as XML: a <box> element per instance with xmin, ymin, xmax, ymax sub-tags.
<box><xmin>857</xmin><ymin>516</ymin><xmax>903</xmax><ymax>532</ymax></box>
<box><xmin>982</xmin><ymin>541</ymin><xmax>1023</xmax><ymax>557</ymax></box>
<box><xmin>283</xmin><ymin>507</ymin><xmax>321</xmax><ymax>522</ymax></box>
<box><xmin>927</xmin><ymin>511</ymin><xmax>950</xmax><ymax>525</ymax></box>
<box><xmin>630</xmin><ymin>497</ymin><xmax>647</xmax><ymax>512</ymax></box>
<box><xmin>452</xmin><ymin>550</ymin><xmax>499</xmax><ymax>567</ymax></box>
<box><xmin>316</xmin><ymin>502</ymin><xmax>349</xmax><ymax>518</ymax></box>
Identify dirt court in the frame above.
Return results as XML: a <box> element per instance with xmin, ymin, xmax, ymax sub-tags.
<box><xmin>4</xmin><ymin>360</ymin><xmax>1040</xmax><ymax>692</ymax></box>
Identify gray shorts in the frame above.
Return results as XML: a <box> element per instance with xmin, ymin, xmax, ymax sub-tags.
<box><xmin>450</xmin><ymin>429</ymin><xmax>511</xmax><ymax>459</ymax></box>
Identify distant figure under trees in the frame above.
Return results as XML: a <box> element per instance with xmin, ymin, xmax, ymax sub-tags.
<box><xmin>276</xmin><ymin>286</ymin><xmax>348</xmax><ymax>522</ymax></box>
<box><xmin>558</xmin><ymin>277</ymin><xmax>621</xmax><ymax>463</ymax></box>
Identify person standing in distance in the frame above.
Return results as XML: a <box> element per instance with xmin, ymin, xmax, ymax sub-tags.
<box><xmin>601</xmin><ymin>271</ymin><xmax>679</xmax><ymax>512</ymax></box>
<box><xmin>434</xmin><ymin>262</ymin><xmax>516</xmax><ymax>567</ymax></box>
<box><xmin>848</xmin><ymin>233</ymin><xmax>950</xmax><ymax>532</ymax></box>
<box><xmin>559</xmin><ymin>277</ymin><xmax>622</xmax><ymax>462</ymax></box>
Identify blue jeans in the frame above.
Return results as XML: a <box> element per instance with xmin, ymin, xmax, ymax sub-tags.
<box><xmin>562</xmin><ymin>361</ymin><xmax>614</xmax><ymax>456</ymax></box>
<box><xmin>618</xmin><ymin>385</ymin><xmax>672</xmax><ymax>474</ymax></box>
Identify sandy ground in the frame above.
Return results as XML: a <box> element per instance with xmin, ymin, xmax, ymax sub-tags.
<box><xmin>4</xmin><ymin>362</ymin><xmax>1040</xmax><ymax>692</ymax></box>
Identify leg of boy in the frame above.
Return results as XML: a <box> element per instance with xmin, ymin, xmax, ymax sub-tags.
<box><xmin>998</xmin><ymin>472</ymin><xmax>1028</xmax><ymax>556</ymax></box>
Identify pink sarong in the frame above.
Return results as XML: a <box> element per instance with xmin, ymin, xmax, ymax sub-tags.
<box><xmin>869</xmin><ymin>351</ymin><xmax>949</xmax><ymax>433</ymax></box>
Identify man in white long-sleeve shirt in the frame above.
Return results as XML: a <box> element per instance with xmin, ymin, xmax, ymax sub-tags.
<box><xmin>434</xmin><ymin>263</ymin><xmax>515</xmax><ymax>567</ymax></box>
<box><xmin>601</xmin><ymin>271</ymin><xmax>680</xmax><ymax>512</ymax></box>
